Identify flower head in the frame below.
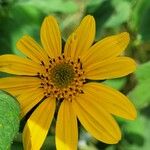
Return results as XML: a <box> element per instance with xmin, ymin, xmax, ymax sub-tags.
<box><xmin>0</xmin><ymin>15</ymin><xmax>137</xmax><ymax>150</ymax></box>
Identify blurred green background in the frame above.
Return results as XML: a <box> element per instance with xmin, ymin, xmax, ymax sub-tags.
<box><xmin>0</xmin><ymin>0</ymin><xmax>150</xmax><ymax>150</ymax></box>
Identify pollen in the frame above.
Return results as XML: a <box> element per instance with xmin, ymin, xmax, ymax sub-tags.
<box><xmin>37</xmin><ymin>55</ymin><xmax>85</xmax><ymax>101</ymax></box>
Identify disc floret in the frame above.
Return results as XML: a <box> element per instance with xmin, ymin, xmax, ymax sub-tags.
<box><xmin>38</xmin><ymin>55</ymin><xmax>85</xmax><ymax>100</ymax></box>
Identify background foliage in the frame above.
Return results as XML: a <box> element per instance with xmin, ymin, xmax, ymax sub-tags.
<box><xmin>0</xmin><ymin>0</ymin><xmax>150</xmax><ymax>149</ymax></box>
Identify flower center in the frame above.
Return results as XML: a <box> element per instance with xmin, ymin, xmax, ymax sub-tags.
<box><xmin>37</xmin><ymin>55</ymin><xmax>85</xmax><ymax>101</ymax></box>
<box><xmin>50</xmin><ymin>63</ymin><xmax>75</xmax><ymax>88</ymax></box>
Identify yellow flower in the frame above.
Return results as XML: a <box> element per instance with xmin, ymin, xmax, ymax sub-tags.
<box><xmin>0</xmin><ymin>15</ymin><xmax>137</xmax><ymax>150</ymax></box>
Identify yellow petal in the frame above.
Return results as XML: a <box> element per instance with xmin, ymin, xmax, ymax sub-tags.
<box><xmin>0</xmin><ymin>54</ymin><xmax>41</xmax><ymax>75</ymax></box>
<box><xmin>72</xmin><ymin>94</ymin><xmax>121</xmax><ymax>144</ymax></box>
<box><xmin>17</xmin><ymin>35</ymin><xmax>49</xmax><ymax>63</ymax></box>
<box><xmin>17</xmin><ymin>88</ymin><xmax>45</xmax><ymax>118</ymax></box>
<box><xmin>64</xmin><ymin>33</ymin><xmax>77</xmax><ymax>59</ymax></box>
<box><xmin>0</xmin><ymin>76</ymin><xmax>41</xmax><ymax>96</ymax></box>
<box><xmin>41</xmin><ymin>16</ymin><xmax>61</xmax><ymax>58</ymax></box>
<box><xmin>0</xmin><ymin>76</ymin><xmax>41</xmax><ymax>89</ymax></box>
<box><xmin>85</xmin><ymin>57</ymin><xmax>136</xmax><ymax>80</ymax></box>
<box><xmin>23</xmin><ymin>98</ymin><xmax>56</xmax><ymax>150</ymax></box>
<box><xmin>82</xmin><ymin>32</ymin><xmax>130</xmax><ymax>67</ymax></box>
<box><xmin>83</xmin><ymin>82</ymin><xmax>137</xmax><ymax>120</ymax></box>
<box><xmin>56</xmin><ymin>100</ymin><xmax>78</xmax><ymax>150</ymax></box>
<box><xmin>5</xmin><ymin>87</ymin><xmax>38</xmax><ymax>97</ymax></box>
<box><xmin>64</xmin><ymin>15</ymin><xmax>95</xmax><ymax>60</ymax></box>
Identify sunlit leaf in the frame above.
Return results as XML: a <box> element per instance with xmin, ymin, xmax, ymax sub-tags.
<box><xmin>0</xmin><ymin>91</ymin><xmax>20</xmax><ymax>149</ymax></box>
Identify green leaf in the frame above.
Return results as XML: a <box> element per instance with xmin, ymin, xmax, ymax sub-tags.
<box><xmin>11</xmin><ymin>134</ymin><xmax>56</xmax><ymax>150</ymax></box>
<box><xmin>86</xmin><ymin>0</ymin><xmax>131</xmax><ymax>38</ymax></box>
<box><xmin>10</xmin><ymin>4</ymin><xmax>42</xmax><ymax>55</ymax></box>
<box><xmin>41</xmin><ymin>135</ymin><xmax>55</xmax><ymax>150</ymax></box>
<box><xmin>0</xmin><ymin>91</ymin><xmax>20</xmax><ymax>150</ymax></box>
<box><xmin>130</xmin><ymin>0</ymin><xmax>150</xmax><ymax>41</ymax></box>
<box><xmin>0</xmin><ymin>3</ymin><xmax>41</xmax><ymax>55</ymax></box>
<box><xmin>106</xmin><ymin>0</ymin><xmax>131</xmax><ymax>28</ymax></box>
<box><xmin>122</xmin><ymin>114</ymin><xmax>150</xmax><ymax>150</ymax></box>
<box><xmin>11</xmin><ymin>142</ymin><xmax>23</xmax><ymax>150</ymax></box>
<box><xmin>124</xmin><ymin>114</ymin><xmax>145</xmax><ymax>135</ymax></box>
<box><xmin>86</xmin><ymin>0</ymin><xmax>104</xmax><ymax>13</ymax></box>
<box><xmin>17</xmin><ymin>0</ymin><xmax>78</xmax><ymax>14</ymax></box>
<box><xmin>103</xmin><ymin>77</ymin><xmax>127</xmax><ymax>90</ymax></box>
<box><xmin>128</xmin><ymin>79</ymin><xmax>150</xmax><ymax>109</ymax></box>
<box><xmin>86</xmin><ymin>0</ymin><xmax>114</xmax><ymax>39</ymax></box>
<box><xmin>135</xmin><ymin>61</ymin><xmax>150</xmax><ymax>83</ymax></box>
<box><xmin>128</xmin><ymin>62</ymin><xmax>150</xmax><ymax>109</ymax></box>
